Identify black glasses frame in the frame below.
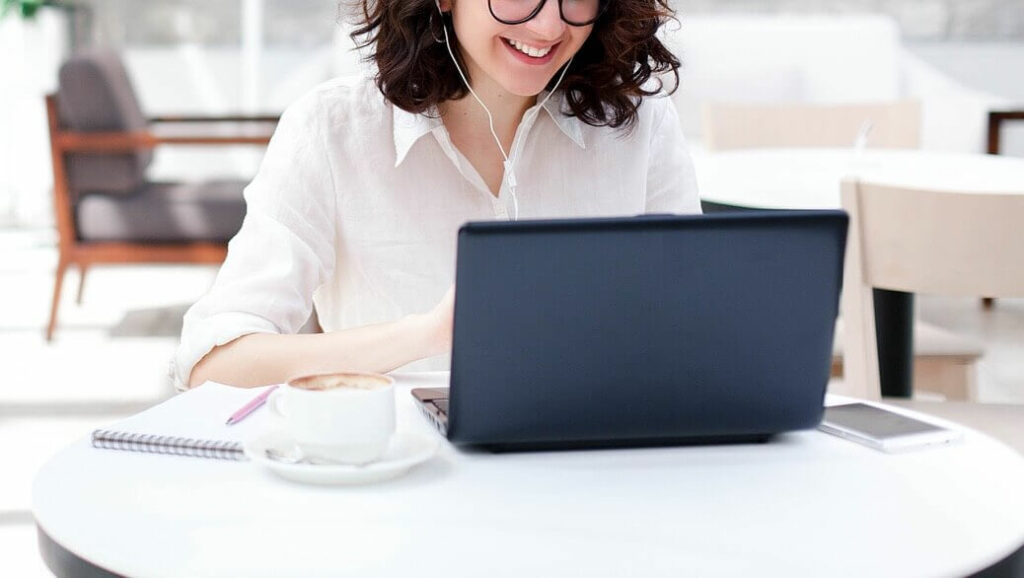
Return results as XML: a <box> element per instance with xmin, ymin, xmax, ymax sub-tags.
<box><xmin>488</xmin><ymin>0</ymin><xmax>609</xmax><ymax>27</ymax></box>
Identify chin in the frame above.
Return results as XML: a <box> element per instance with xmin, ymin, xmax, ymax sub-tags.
<box><xmin>499</xmin><ymin>74</ymin><xmax>559</xmax><ymax>98</ymax></box>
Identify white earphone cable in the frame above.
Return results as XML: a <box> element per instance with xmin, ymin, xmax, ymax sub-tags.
<box><xmin>438</xmin><ymin>10</ymin><xmax>572</xmax><ymax>221</ymax></box>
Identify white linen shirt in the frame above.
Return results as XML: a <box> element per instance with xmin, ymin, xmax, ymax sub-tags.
<box><xmin>173</xmin><ymin>75</ymin><xmax>700</xmax><ymax>389</ymax></box>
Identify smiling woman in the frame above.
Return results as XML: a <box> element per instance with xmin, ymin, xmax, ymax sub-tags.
<box><xmin>176</xmin><ymin>0</ymin><xmax>700</xmax><ymax>389</ymax></box>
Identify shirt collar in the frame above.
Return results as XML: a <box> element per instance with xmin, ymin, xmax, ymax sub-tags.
<box><xmin>537</xmin><ymin>89</ymin><xmax>586</xmax><ymax>150</ymax></box>
<box><xmin>392</xmin><ymin>91</ymin><xmax>586</xmax><ymax>168</ymax></box>
<box><xmin>393</xmin><ymin>105</ymin><xmax>444</xmax><ymax>168</ymax></box>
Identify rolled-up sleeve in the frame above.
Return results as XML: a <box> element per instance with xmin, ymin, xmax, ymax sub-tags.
<box><xmin>172</xmin><ymin>92</ymin><xmax>338</xmax><ymax>390</ymax></box>
<box><xmin>645</xmin><ymin>96</ymin><xmax>701</xmax><ymax>214</ymax></box>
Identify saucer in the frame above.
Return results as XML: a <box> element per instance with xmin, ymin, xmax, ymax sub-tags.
<box><xmin>245</xmin><ymin>431</ymin><xmax>438</xmax><ymax>485</ymax></box>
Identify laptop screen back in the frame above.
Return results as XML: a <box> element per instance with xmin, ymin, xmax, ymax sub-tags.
<box><xmin>447</xmin><ymin>211</ymin><xmax>848</xmax><ymax>447</ymax></box>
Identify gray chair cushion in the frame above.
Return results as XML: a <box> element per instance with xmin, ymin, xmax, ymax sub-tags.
<box><xmin>76</xmin><ymin>180</ymin><xmax>247</xmax><ymax>243</ymax></box>
<box><xmin>58</xmin><ymin>50</ymin><xmax>153</xmax><ymax>196</ymax></box>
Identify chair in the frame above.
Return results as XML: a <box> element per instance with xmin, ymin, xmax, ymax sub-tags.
<box><xmin>701</xmin><ymin>100</ymin><xmax>922</xmax><ymax>151</ymax></box>
<box><xmin>837</xmin><ymin>178</ymin><xmax>1024</xmax><ymax>399</ymax></box>
<box><xmin>44</xmin><ymin>49</ymin><xmax>277</xmax><ymax>340</ymax></box>
<box><xmin>982</xmin><ymin>109</ymin><xmax>1024</xmax><ymax>309</ymax></box>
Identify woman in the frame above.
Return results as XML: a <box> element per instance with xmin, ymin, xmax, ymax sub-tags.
<box><xmin>174</xmin><ymin>0</ymin><xmax>700</xmax><ymax>389</ymax></box>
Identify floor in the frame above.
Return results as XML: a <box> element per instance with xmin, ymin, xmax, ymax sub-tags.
<box><xmin>1</xmin><ymin>226</ymin><xmax>1023</xmax><ymax>576</ymax></box>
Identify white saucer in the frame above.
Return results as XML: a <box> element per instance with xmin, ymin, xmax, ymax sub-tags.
<box><xmin>245</xmin><ymin>430</ymin><xmax>438</xmax><ymax>485</ymax></box>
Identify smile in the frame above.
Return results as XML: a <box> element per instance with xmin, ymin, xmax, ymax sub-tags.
<box><xmin>503</xmin><ymin>37</ymin><xmax>555</xmax><ymax>59</ymax></box>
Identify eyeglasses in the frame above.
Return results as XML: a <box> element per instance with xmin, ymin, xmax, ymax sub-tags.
<box><xmin>488</xmin><ymin>0</ymin><xmax>609</xmax><ymax>27</ymax></box>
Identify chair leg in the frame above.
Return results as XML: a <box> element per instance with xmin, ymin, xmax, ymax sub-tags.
<box><xmin>76</xmin><ymin>264</ymin><xmax>88</xmax><ymax>305</ymax></box>
<box><xmin>982</xmin><ymin>298</ymin><xmax>995</xmax><ymax>309</ymax></box>
<box><xmin>46</xmin><ymin>259</ymin><xmax>69</xmax><ymax>342</ymax></box>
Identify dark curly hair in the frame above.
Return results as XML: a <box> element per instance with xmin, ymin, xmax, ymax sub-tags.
<box><xmin>348</xmin><ymin>0</ymin><xmax>680</xmax><ymax>129</ymax></box>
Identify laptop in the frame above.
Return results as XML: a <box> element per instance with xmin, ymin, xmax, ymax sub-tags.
<box><xmin>413</xmin><ymin>211</ymin><xmax>848</xmax><ymax>451</ymax></box>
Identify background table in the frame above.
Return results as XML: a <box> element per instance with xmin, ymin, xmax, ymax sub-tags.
<box><xmin>693</xmin><ymin>148</ymin><xmax>1024</xmax><ymax>210</ymax></box>
<box><xmin>693</xmin><ymin>147</ymin><xmax>1024</xmax><ymax>397</ymax></box>
<box><xmin>33</xmin><ymin>373</ymin><xmax>1024</xmax><ymax>577</ymax></box>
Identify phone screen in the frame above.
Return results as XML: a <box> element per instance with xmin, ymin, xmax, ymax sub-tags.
<box><xmin>822</xmin><ymin>403</ymin><xmax>946</xmax><ymax>439</ymax></box>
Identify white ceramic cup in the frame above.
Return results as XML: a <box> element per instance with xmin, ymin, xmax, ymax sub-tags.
<box><xmin>269</xmin><ymin>372</ymin><xmax>395</xmax><ymax>464</ymax></box>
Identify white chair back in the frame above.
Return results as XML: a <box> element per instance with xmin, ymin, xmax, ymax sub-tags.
<box><xmin>838</xmin><ymin>178</ymin><xmax>1024</xmax><ymax>398</ymax></box>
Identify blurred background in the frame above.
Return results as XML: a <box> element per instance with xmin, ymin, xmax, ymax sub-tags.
<box><xmin>3</xmin><ymin>0</ymin><xmax>1024</xmax><ymax>228</ymax></box>
<box><xmin>1</xmin><ymin>1</ymin><xmax>1023</xmax><ymax>575</ymax></box>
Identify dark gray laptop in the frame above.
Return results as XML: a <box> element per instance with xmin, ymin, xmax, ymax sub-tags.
<box><xmin>413</xmin><ymin>211</ymin><xmax>848</xmax><ymax>450</ymax></box>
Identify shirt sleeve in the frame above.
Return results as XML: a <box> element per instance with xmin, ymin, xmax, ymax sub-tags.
<box><xmin>645</xmin><ymin>96</ymin><xmax>702</xmax><ymax>214</ymax></box>
<box><xmin>171</xmin><ymin>91</ymin><xmax>338</xmax><ymax>390</ymax></box>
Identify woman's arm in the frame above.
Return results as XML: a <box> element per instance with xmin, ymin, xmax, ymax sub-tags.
<box><xmin>175</xmin><ymin>85</ymin><xmax>460</xmax><ymax>390</ymax></box>
<box><xmin>188</xmin><ymin>287</ymin><xmax>454</xmax><ymax>388</ymax></box>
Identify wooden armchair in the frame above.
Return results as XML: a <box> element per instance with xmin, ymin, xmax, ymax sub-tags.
<box><xmin>45</xmin><ymin>50</ymin><xmax>278</xmax><ymax>340</ymax></box>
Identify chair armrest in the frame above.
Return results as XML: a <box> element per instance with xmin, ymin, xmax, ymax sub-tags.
<box><xmin>55</xmin><ymin>131</ymin><xmax>157</xmax><ymax>152</ymax></box>
<box><xmin>54</xmin><ymin>127</ymin><xmax>275</xmax><ymax>152</ymax></box>
<box><xmin>987</xmin><ymin>110</ymin><xmax>1024</xmax><ymax>155</ymax></box>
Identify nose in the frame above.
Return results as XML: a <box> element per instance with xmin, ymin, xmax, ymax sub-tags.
<box><xmin>525</xmin><ymin>0</ymin><xmax>566</xmax><ymax>40</ymax></box>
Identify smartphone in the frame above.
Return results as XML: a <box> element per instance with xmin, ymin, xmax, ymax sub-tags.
<box><xmin>819</xmin><ymin>403</ymin><xmax>963</xmax><ymax>453</ymax></box>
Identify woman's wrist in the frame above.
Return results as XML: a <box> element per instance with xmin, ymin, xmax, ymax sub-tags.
<box><xmin>404</xmin><ymin>311</ymin><xmax>449</xmax><ymax>360</ymax></box>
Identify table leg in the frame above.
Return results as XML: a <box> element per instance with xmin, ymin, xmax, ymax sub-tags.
<box><xmin>874</xmin><ymin>289</ymin><xmax>914</xmax><ymax>398</ymax></box>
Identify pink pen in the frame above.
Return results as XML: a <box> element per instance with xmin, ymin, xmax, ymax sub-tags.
<box><xmin>225</xmin><ymin>385</ymin><xmax>278</xmax><ymax>425</ymax></box>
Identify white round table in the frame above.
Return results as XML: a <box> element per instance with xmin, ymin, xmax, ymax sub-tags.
<box><xmin>694</xmin><ymin>148</ymin><xmax>1024</xmax><ymax>210</ymax></box>
<box><xmin>33</xmin><ymin>373</ymin><xmax>1024</xmax><ymax>577</ymax></box>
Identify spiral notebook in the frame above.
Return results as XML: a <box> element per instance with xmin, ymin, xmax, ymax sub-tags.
<box><xmin>92</xmin><ymin>429</ymin><xmax>247</xmax><ymax>461</ymax></box>
<box><xmin>90</xmin><ymin>382</ymin><xmax>275</xmax><ymax>461</ymax></box>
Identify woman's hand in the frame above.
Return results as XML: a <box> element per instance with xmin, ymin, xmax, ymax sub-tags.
<box><xmin>426</xmin><ymin>285</ymin><xmax>455</xmax><ymax>356</ymax></box>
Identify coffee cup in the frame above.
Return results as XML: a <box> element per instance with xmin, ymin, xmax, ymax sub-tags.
<box><xmin>268</xmin><ymin>372</ymin><xmax>395</xmax><ymax>464</ymax></box>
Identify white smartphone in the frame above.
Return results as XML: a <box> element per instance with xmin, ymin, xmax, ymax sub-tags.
<box><xmin>819</xmin><ymin>403</ymin><xmax>963</xmax><ymax>453</ymax></box>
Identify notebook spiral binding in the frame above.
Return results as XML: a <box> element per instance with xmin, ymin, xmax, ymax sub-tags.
<box><xmin>92</xmin><ymin>430</ymin><xmax>248</xmax><ymax>461</ymax></box>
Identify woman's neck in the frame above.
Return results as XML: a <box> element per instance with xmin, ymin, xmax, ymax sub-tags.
<box><xmin>440</xmin><ymin>80</ymin><xmax>537</xmax><ymax>152</ymax></box>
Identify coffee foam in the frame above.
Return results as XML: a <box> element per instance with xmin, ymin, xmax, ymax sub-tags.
<box><xmin>290</xmin><ymin>373</ymin><xmax>391</xmax><ymax>392</ymax></box>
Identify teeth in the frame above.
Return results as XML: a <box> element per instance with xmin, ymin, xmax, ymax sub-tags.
<box><xmin>508</xmin><ymin>38</ymin><xmax>552</xmax><ymax>58</ymax></box>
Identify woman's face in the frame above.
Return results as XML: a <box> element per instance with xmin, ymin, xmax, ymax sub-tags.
<box><xmin>445</xmin><ymin>0</ymin><xmax>594</xmax><ymax>98</ymax></box>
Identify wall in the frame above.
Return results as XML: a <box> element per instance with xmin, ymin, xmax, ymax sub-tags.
<box><xmin>907</xmin><ymin>41</ymin><xmax>1024</xmax><ymax>101</ymax></box>
<box><xmin>676</xmin><ymin>0</ymin><xmax>1024</xmax><ymax>40</ymax></box>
